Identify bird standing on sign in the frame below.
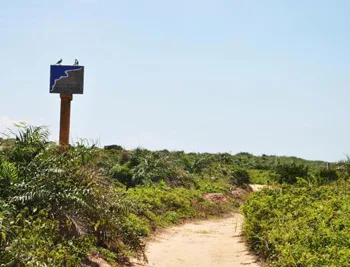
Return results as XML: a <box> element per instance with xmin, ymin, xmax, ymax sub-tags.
<box><xmin>56</xmin><ymin>59</ymin><xmax>62</xmax><ymax>65</ymax></box>
<box><xmin>74</xmin><ymin>59</ymin><xmax>79</xmax><ymax>66</ymax></box>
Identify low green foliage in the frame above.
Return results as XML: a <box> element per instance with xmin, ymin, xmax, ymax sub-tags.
<box><xmin>0</xmin><ymin>125</ymin><xmax>243</xmax><ymax>266</ymax></box>
<box><xmin>243</xmin><ymin>182</ymin><xmax>350</xmax><ymax>267</ymax></box>
<box><xmin>0</xmin><ymin>124</ymin><xmax>339</xmax><ymax>266</ymax></box>
<box><xmin>194</xmin><ymin>177</ymin><xmax>231</xmax><ymax>194</ymax></box>
<box><xmin>107</xmin><ymin>149</ymin><xmax>193</xmax><ymax>188</ymax></box>
<box><xmin>124</xmin><ymin>183</ymin><xmax>235</xmax><ymax>231</ymax></box>
<box><xmin>248</xmin><ymin>169</ymin><xmax>277</xmax><ymax>184</ymax></box>
<box><xmin>231</xmin><ymin>152</ymin><xmax>327</xmax><ymax>170</ymax></box>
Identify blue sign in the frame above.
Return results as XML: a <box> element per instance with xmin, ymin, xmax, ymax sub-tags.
<box><xmin>50</xmin><ymin>65</ymin><xmax>84</xmax><ymax>94</ymax></box>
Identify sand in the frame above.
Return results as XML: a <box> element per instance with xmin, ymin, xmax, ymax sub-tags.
<box><xmin>132</xmin><ymin>214</ymin><xmax>263</xmax><ymax>267</ymax></box>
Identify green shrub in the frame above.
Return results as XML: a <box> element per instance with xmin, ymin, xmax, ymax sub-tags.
<box><xmin>111</xmin><ymin>164</ymin><xmax>133</xmax><ymax>188</ymax></box>
<box><xmin>230</xmin><ymin>168</ymin><xmax>251</xmax><ymax>186</ymax></box>
<box><xmin>124</xmin><ymin>184</ymin><xmax>234</xmax><ymax>230</ymax></box>
<box><xmin>304</xmin><ymin>168</ymin><xmax>339</xmax><ymax>186</ymax></box>
<box><xmin>104</xmin><ymin>144</ymin><xmax>123</xmax><ymax>150</ymax></box>
<box><xmin>181</xmin><ymin>154</ymin><xmax>214</xmax><ymax>174</ymax></box>
<box><xmin>274</xmin><ymin>162</ymin><xmax>309</xmax><ymax>184</ymax></box>
<box><xmin>128</xmin><ymin>152</ymin><xmax>191</xmax><ymax>187</ymax></box>
<box><xmin>243</xmin><ymin>183</ymin><xmax>350</xmax><ymax>266</ymax></box>
<box><xmin>248</xmin><ymin>169</ymin><xmax>278</xmax><ymax>184</ymax></box>
<box><xmin>318</xmin><ymin>169</ymin><xmax>338</xmax><ymax>182</ymax></box>
<box><xmin>194</xmin><ymin>177</ymin><xmax>231</xmax><ymax>193</ymax></box>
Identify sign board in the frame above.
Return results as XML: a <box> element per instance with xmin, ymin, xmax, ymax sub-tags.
<box><xmin>50</xmin><ymin>65</ymin><xmax>84</xmax><ymax>94</ymax></box>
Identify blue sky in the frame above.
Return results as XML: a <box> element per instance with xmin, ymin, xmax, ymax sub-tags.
<box><xmin>0</xmin><ymin>0</ymin><xmax>349</xmax><ymax>161</ymax></box>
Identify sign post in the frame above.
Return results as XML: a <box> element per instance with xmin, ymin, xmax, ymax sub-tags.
<box><xmin>59</xmin><ymin>94</ymin><xmax>73</xmax><ymax>151</ymax></box>
<box><xmin>50</xmin><ymin>64</ymin><xmax>84</xmax><ymax>152</ymax></box>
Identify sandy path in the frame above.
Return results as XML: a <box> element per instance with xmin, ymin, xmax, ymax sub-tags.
<box><xmin>132</xmin><ymin>214</ymin><xmax>262</xmax><ymax>267</ymax></box>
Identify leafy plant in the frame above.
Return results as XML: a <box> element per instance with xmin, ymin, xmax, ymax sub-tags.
<box><xmin>274</xmin><ymin>162</ymin><xmax>309</xmax><ymax>184</ymax></box>
<box><xmin>230</xmin><ymin>168</ymin><xmax>251</xmax><ymax>186</ymax></box>
<box><xmin>243</xmin><ymin>183</ymin><xmax>350</xmax><ymax>266</ymax></box>
<box><xmin>0</xmin><ymin>124</ymin><xmax>145</xmax><ymax>266</ymax></box>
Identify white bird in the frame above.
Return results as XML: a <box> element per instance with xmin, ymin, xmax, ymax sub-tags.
<box><xmin>74</xmin><ymin>59</ymin><xmax>79</xmax><ymax>66</ymax></box>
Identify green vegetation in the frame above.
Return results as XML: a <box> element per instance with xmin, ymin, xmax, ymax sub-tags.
<box><xmin>124</xmin><ymin>185</ymin><xmax>236</xmax><ymax>232</ymax></box>
<box><xmin>248</xmin><ymin>169</ymin><xmax>277</xmax><ymax>184</ymax></box>
<box><xmin>274</xmin><ymin>162</ymin><xmax>309</xmax><ymax>184</ymax></box>
<box><xmin>0</xmin><ymin>125</ymin><xmax>144</xmax><ymax>266</ymax></box>
<box><xmin>1</xmin><ymin>124</ymin><xmax>339</xmax><ymax>266</ymax></box>
<box><xmin>243</xmin><ymin>178</ymin><xmax>350</xmax><ymax>266</ymax></box>
<box><xmin>0</xmin><ymin>125</ymin><xmax>251</xmax><ymax>266</ymax></box>
<box><xmin>230</xmin><ymin>167</ymin><xmax>251</xmax><ymax>186</ymax></box>
<box><xmin>243</xmin><ymin>157</ymin><xmax>348</xmax><ymax>267</ymax></box>
<box><xmin>230</xmin><ymin>152</ymin><xmax>326</xmax><ymax>171</ymax></box>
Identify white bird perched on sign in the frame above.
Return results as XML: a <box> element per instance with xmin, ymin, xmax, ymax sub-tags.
<box><xmin>74</xmin><ymin>59</ymin><xmax>79</xmax><ymax>66</ymax></box>
<box><xmin>56</xmin><ymin>59</ymin><xmax>62</xmax><ymax>65</ymax></box>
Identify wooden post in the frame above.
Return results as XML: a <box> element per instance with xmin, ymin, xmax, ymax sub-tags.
<box><xmin>59</xmin><ymin>94</ymin><xmax>73</xmax><ymax>152</ymax></box>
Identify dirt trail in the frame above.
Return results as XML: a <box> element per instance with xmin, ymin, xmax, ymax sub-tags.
<box><xmin>132</xmin><ymin>213</ymin><xmax>262</xmax><ymax>267</ymax></box>
<box><xmin>131</xmin><ymin>185</ymin><xmax>264</xmax><ymax>267</ymax></box>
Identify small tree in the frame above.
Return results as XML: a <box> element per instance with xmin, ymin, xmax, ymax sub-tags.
<box><xmin>274</xmin><ymin>162</ymin><xmax>309</xmax><ymax>184</ymax></box>
<box><xmin>111</xmin><ymin>164</ymin><xmax>134</xmax><ymax>188</ymax></box>
<box><xmin>230</xmin><ymin>168</ymin><xmax>251</xmax><ymax>186</ymax></box>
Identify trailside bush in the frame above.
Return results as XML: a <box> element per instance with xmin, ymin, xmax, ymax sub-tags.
<box><xmin>318</xmin><ymin>169</ymin><xmax>338</xmax><ymax>182</ymax></box>
<box><xmin>112</xmin><ymin>151</ymin><xmax>193</xmax><ymax>188</ymax></box>
<box><xmin>124</xmin><ymin>183</ymin><xmax>235</xmax><ymax>231</ymax></box>
<box><xmin>230</xmin><ymin>168</ymin><xmax>251</xmax><ymax>186</ymax></box>
<box><xmin>274</xmin><ymin>162</ymin><xmax>309</xmax><ymax>184</ymax></box>
<box><xmin>0</xmin><ymin>125</ymin><xmax>145</xmax><ymax>266</ymax></box>
<box><xmin>181</xmin><ymin>153</ymin><xmax>215</xmax><ymax>174</ymax></box>
<box><xmin>111</xmin><ymin>164</ymin><xmax>133</xmax><ymax>188</ymax></box>
<box><xmin>248</xmin><ymin>169</ymin><xmax>278</xmax><ymax>184</ymax></box>
<box><xmin>243</xmin><ymin>183</ymin><xmax>350</xmax><ymax>267</ymax></box>
<box><xmin>304</xmin><ymin>168</ymin><xmax>339</xmax><ymax>186</ymax></box>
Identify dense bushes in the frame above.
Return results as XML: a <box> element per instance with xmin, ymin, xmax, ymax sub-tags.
<box><xmin>270</xmin><ymin>161</ymin><xmax>340</xmax><ymax>185</ymax></box>
<box><xmin>0</xmin><ymin>124</ymin><xmax>340</xmax><ymax>266</ymax></box>
<box><xmin>109</xmin><ymin>150</ymin><xmax>193</xmax><ymax>188</ymax></box>
<box><xmin>248</xmin><ymin>169</ymin><xmax>278</xmax><ymax>184</ymax></box>
<box><xmin>229</xmin><ymin>168</ymin><xmax>251</xmax><ymax>186</ymax></box>
<box><xmin>231</xmin><ymin>152</ymin><xmax>325</xmax><ymax>170</ymax></box>
<box><xmin>0</xmin><ymin>125</ymin><xmax>243</xmax><ymax>266</ymax></box>
<box><xmin>0</xmin><ymin>125</ymin><xmax>145</xmax><ymax>266</ymax></box>
<box><xmin>274</xmin><ymin>162</ymin><xmax>309</xmax><ymax>184</ymax></box>
<box><xmin>317</xmin><ymin>169</ymin><xmax>338</xmax><ymax>182</ymax></box>
<box><xmin>101</xmin><ymin>148</ymin><xmax>331</xmax><ymax>187</ymax></box>
<box><xmin>124</xmin><ymin>184</ymin><xmax>234</xmax><ymax>231</ymax></box>
<box><xmin>243</xmin><ymin>183</ymin><xmax>350</xmax><ymax>266</ymax></box>
<box><xmin>111</xmin><ymin>164</ymin><xmax>133</xmax><ymax>188</ymax></box>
